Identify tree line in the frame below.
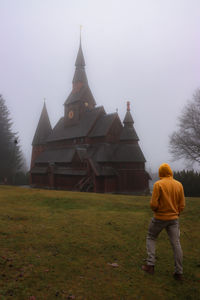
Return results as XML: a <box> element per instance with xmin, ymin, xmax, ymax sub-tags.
<box><xmin>174</xmin><ymin>170</ymin><xmax>200</xmax><ymax>197</ymax></box>
<box><xmin>0</xmin><ymin>95</ymin><xmax>28</xmax><ymax>185</ymax></box>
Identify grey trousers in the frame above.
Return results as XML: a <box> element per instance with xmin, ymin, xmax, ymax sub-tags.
<box><xmin>146</xmin><ymin>217</ymin><xmax>183</xmax><ymax>274</ymax></box>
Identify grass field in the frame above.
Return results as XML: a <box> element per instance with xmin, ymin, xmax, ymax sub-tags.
<box><xmin>0</xmin><ymin>186</ymin><xmax>200</xmax><ymax>300</ymax></box>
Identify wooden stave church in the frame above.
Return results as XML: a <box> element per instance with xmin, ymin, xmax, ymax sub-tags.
<box><xmin>30</xmin><ymin>39</ymin><xmax>150</xmax><ymax>193</ymax></box>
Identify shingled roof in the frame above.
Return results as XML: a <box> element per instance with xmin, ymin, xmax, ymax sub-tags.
<box><xmin>73</xmin><ymin>41</ymin><xmax>87</xmax><ymax>83</ymax></box>
<box><xmin>34</xmin><ymin>143</ymin><xmax>145</xmax><ymax>166</ymax></box>
<box><xmin>47</xmin><ymin>106</ymin><xmax>105</xmax><ymax>142</ymax></box>
<box><xmin>35</xmin><ymin>145</ymin><xmax>89</xmax><ymax>164</ymax></box>
<box><xmin>32</xmin><ymin>102</ymin><xmax>52</xmax><ymax>145</ymax></box>
<box><xmin>120</xmin><ymin>126</ymin><xmax>139</xmax><ymax>141</ymax></box>
<box><xmin>89</xmin><ymin>113</ymin><xmax>118</xmax><ymax>137</ymax></box>
<box><xmin>65</xmin><ymin>85</ymin><xmax>95</xmax><ymax>105</ymax></box>
<box><xmin>123</xmin><ymin>110</ymin><xmax>134</xmax><ymax>124</ymax></box>
<box><xmin>31</xmin><ymin>165</ymin><xmax>87</xmax><ymax>176</ymax></box>
<box><xmin>88</xmin><ymin>158</ymin><xmax>118</xmax><ymax>176</ymax></box>
<box><xmin>35</xmin><ymin>148</ymin><xmax>75</xmax><ymax>163</ymax></box>
<box><xmin>91</xmin><ymin>143</ymin><xmax>146</xmax><ymax>163</ymax></box>
<box><xmin>112</xmin><ymin>144</ymin><xmax>145</xmax><ymax>162</ymax></box>
<box><xmin>75</xmin><ymin>41</ymin><xmax>85</xmax><ymax>67</ymax></box>
<box><xmin>64</xmin><ymin>39</ymin><xmax>96</xmax><ymax>108</ymax></box>
<box><xmin>120</xmin><ymin>102</ymin><xmax>139</xmax><ymax>141</ymax></box>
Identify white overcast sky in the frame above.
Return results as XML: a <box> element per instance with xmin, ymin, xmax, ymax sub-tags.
<box><xmin>0</xmin><ymin>0</ymin><xmax>200</xmax><ymax>172</ymax></box>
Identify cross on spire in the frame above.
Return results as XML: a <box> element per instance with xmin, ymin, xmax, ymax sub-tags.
<box><xmin>80</xmin><ymin>25</ymin><xmax>83</xmax><ymax>43</ymax></box>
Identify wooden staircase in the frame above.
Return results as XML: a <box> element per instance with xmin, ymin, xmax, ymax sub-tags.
<box><xmin>75</xmin><ymin>176</ymin><xmax>94</xmax><ymax>192</ymax></box>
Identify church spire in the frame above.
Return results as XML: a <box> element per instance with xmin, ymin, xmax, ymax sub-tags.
<box><xmin>75</xmin><ymin>25</ymin><xmax>85</xmax><ymax>67</ymax></box>
<box><xmin>64</xmin><ymin>33</ymin><xmax>96</xmax><ymax>111</ymax></box>
<box><xmin>73</xmin><ymin>33</ymin><xmax>88</xmax><ymax>84</ymax></box>
<box><xmin>75</xmin><ymin>40</ymin><xmax>85</xmax><ymax>67</ymax></box>
<box><xmin>32</xmin><ymin>102</ymin><xmax>52</xmax><ymax>145</ymax></box>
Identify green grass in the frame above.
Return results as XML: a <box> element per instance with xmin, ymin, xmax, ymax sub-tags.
<box><xmin>0</xmin><ymin>186</ymin><xmax>200</xmax><ymax>300</ymax></box>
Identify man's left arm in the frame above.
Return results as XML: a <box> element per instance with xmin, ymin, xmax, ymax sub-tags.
<box><xmin>150</xmin><ymin>183</ymin><xmax>160</xmax><ymax>211</ymax></box>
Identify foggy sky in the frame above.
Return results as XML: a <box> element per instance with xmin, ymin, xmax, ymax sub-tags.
<box><xmin>0</xmin><ymin>0</ymin><xmax>200</xmax><ymax>172</ymax></box>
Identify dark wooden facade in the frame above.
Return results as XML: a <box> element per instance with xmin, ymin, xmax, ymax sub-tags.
<box><xmin>30</xmin><ymin>40</ymin><xmax>150</xmax><ymax>193</ymax></box>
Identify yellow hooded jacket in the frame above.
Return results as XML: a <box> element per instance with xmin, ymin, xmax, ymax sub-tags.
<box><xmin>150</xmin><ymin>163</ymin><xmax>185</xmax><ymax>220</ymax></box>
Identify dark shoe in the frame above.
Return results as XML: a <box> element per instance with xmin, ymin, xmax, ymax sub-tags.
<box><xmin>173</xmin><ymin>273</ymin><xmax>183</xmax><ymax>281</ymax></box>
<box><xmin>142</xmin><ymin>264</ymin><xmax>154</xmax><ymax>274</ymax></box>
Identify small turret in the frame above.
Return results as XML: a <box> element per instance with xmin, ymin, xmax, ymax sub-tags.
<box><xmin>120</xmin><ymin>101</ymin><xmax>139</xmax><ymax>142</ymax></box>
<box><xmin>123</xmin><ymin>101</ymin><xmax>134</xmax><ymax>125</ymax></box>
<box><xmin>32</xmin><ymin>102</ymin><xmax>52</xmax><ymax>146</ymax></box>
<box><xmin>31</xmin><ymin>101</ymin><xmax>52</xmax><ymax>170</ymax></box>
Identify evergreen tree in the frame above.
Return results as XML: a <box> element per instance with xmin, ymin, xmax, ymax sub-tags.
<box><xmin>0</xmin><ymin>95</ymin><xmax>22</xmax><ymax>183</ymax></box>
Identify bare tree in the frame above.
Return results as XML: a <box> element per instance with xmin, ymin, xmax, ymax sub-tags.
<box><xmin>169</xmin><ymin>89</ymin><xmax>200</xmax><ymax>165</ymax></box>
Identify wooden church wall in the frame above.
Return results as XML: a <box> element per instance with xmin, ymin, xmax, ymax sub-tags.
<box><xmin>118</xmin><ymin>169</ymin><xmax>148</xmax><ymax>192</ymax></box>
<box><xmin>54</xmin><ymin>174</ymin><xmax>82</xmax><ymax>189</ymax></box>
<box><xmin>94</xmin><ymin>177</ymin><xmax>105</xmax><ymax>193</ymax></box>
<box><xmin>104</xmin><ymin>177</ymin><xmax>117</xmax><ymax>193</ymax></box>
<box><xmin>31</xmin><ymin>174</ymin><xmax>48</xmax><ymax>187</ymax></box>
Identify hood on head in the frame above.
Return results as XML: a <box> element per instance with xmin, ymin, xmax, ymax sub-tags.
<box><xmin>159</xmin><ymin>163</ymin><xmax>173</xmax><ymax>178</ymax></box>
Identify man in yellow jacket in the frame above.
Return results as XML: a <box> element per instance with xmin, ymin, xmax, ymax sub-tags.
<box><xmin>142</xmin><ymin>163</ymin><xmax>185</xmax><ymax>280</ymax></box>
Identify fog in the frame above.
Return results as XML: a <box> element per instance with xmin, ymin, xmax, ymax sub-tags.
<box><xmin>0</xmin><ymin>0</ymin><xmax>200</xmax><ymax>172</ymax></box>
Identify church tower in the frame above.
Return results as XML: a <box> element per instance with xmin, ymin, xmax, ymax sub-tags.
<box><xmin>64</xmin><ymin>38</ymin><xmax>96</xmax><ymax>126</ymax></box>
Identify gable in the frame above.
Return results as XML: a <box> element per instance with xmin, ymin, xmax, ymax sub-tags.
<box><xmin>89</xmin><ymin>113</ymin><xmax>120</xmax><ymax>137</ymax></box>
<box><xmin>106</xmin><ymin>116</ymin><xmax>123</xmax><ymax>139</ymax></box>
